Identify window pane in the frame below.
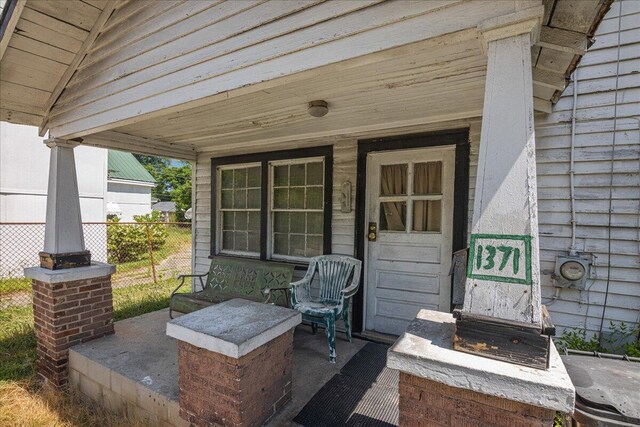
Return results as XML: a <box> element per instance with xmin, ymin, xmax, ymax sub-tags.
<box><xmin>307</xmin><ymin>212</ymin><xmax>323</xmax><ymax>234</ymax></box>
<box><xmin>247</xmin><ymin>189</ymin><xmax>260</xmax><ymax>209</ymax></box>
<box><xmin>290</xmin><ymin>163</ymin><xmax>305</xmax><ymax>186</ymax></box>
<box><xmin>413</xmin><ymin>200</ymin><xmax>441</xmax><ymax>232</ymax></box>
<box><xmin>233</xmin><ymin>168</ymin><xmax>246</xmax><ymax>188</ymax></box>
<box><xmin>234</xmin><ymin>211</ymin><xmax>247</xmax><ymax>231</ymax></box>
<box><xmin>274</xmin><ymin>233</ymin><xmax>288</xmax><ymax>255</ymax></box>
<box><xmin>223</xmin><ymin>231</ymin><xmax>234</xmax><ymax>250</ymax></box>
<box><xmin>274</xmin><ymin>188</ymin><xmax>288</xmax><ymax>209</ymax></box>
<box><xmin>414</xmin><ymin>162</ymin><xmax>442</xmax><ymax>195</ymax></box>
<box><xmin>235</xmin><ymin>232</ymin><xmax>247</xmax><ymax>251</ymax></box>
<box><xmin>221</xmin><ymin>170</ymin><xmax>234</xmax><ymax>189</ymax></box>
<box><xmin>247</xmin><ymin>166</ymin><xmax>261</xmax><ymax>187</ymax></box>
<box><xmin>380</xmin><ymin>164</ymin><xmax>407</xmax><ymax>196</ymax></box>
<box><xmin>234</xmin><ymin>189</ymin><xmax>247</xmax><ymax>209</ymax></box>
<box><xmin>290</xmin><ymin>235</ymin><xmax>306</xmax><ymax>257</ymax></box>
<box><xmin>290</xmin><ymin>212</ymin><xmax>305</xmax><ymax>234</ymax></box>
<box><xmin>289</xmin><ymin>188</ymin><xmax>304</xmax><ymax>209</ymax></box>
<box><xmin>307</xmin><ymin>162</ymin><xmax>323</xmax><ymax>185</ymax></box>
<box><xmin>274</xmin><ymin>212</ymin><xmax>289</xmax><ymax>233</ymax></box>
<box><xmin>380</xmin><ymin>202</ymin><xmax>406</xmax><ymax>231</ymax></box>
<box><xmin>306</xmin><ymin>236</ymin><xmax>323</xmax><ymax>257</ymax></box>
<box><xmin>223</xmin><ymin>211</ymin><xmax>234</xmax><ymax>230</ymax></box>
<box><xmin>248</xmin><ymin>212</ymin><xmax>260</xmax><ymax>231</ymax></box>
<box><xmin>221</xmin><ymin>190</ymin><xmax>233</xmax><ymax>209</ymax></box>
<box><xmin>274</xmin><ymin>165</ymin><xmax>288</xmax><ymax>187</ymax></box>
<box><xmin>248</xmin><ymin>232</ymin><xmax>260</xmax><ymax>252</ymax></box>
<box><xmin>306</xmin><ymin>187</ymin><xmax>323</xmax><ymax>210</ymax></box>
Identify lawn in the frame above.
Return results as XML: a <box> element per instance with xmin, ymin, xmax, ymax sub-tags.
<box><xmin>0</xmin><ymin>279</ymin><xmax>186</xmax><ymax>426</ymax></box>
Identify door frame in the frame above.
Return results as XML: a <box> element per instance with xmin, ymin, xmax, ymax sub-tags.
<box><xmin>353</xmin><ymin>128</ymin><xmax>470</xmax><ymax>333</ymax></box>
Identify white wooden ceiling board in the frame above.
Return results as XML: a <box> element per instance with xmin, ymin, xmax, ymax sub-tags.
<box><xmin>0</xmin><ymin>60</ymin><xmax>59</xmax><ymax>92</ymax></box>
<box><xmin>98</xmin><ymin>0</ymin><xmax>171</xmax><ymax>34</ymax></box>
<box><xmin>21</xmin><ymin>6</ymin><xmax>89</xmax><ymax>41</ymax></box>
<box><xmin>0</xmin><ymin>108</ymin><xmax>42</xmax><ymax>125</ymax></box>
<box><xmin>2</xmin><ymin>46</ymin><xmax>67</xmax><ymax>75</ymax></box>
<box><xmin>549</xmin><ymin>0</ymin><xmax>602</xmax><ymax>33</ymax></box>
<box><xmin>8</xmin><ymin>33</ymin><xmax>76</xmax><ymax>64</ymax></box>
<box><xmin>0</xmin><ymin>81</ymin><xmax>51</xmax><ymax>108</ymax></box>
<box><xmin>27</xmin><ymin>0</ymin><xmax>101</xmax><ymax>31</ymax></box>
<box><xmin>15</xmin><ymin>17</ymin><xmax>83</xmax><ymax>52</ymax></box>
<box><xmin>82</xmin><ymin>0</ymin><xmax>110</xmax><ymax>10</ymax></box>
<box><xmin>535</xmin><ymin>48</ymin><xmax>575</xmax><ymax>73</ymax></box>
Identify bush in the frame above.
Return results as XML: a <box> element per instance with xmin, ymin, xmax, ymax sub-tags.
<box><xmin>106</xmin><ymin>217</ymin><xmax>147</xmax><ymax>263</ymax></box>
<box><xmin>133</xmin><ymin>211</ymin><xmax>168</xmax><ymax>249</ymax></box>
<box><xmin>554</xmin><ymin>321</ymin><xmax>640</xmax><ymax>356</ymax></box>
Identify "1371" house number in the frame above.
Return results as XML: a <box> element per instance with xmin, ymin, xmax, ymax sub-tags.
<box><xmin>467</xmin><ymin>234</ymin><xmax>532</xmax><ymax>285</ymax></box>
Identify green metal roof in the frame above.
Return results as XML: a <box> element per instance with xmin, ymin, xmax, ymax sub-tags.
<box><xmin>107</xmin><ymin>150</ymin><xmax>156</xmax><ymax>183</ymax></box>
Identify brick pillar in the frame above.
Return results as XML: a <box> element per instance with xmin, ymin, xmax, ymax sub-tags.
<box><xmin>177</xmin><ymin>330</ymin><xmax>293</xmax><ymax>427</ymax></box>
<box><xmin>27</xmin><ymin>264</ymin><xmax>116</xmax><ymax>389</ymax></box>
<box><xmin>399</xmin><ymin>373</ymin><xmax>556</xmax><ymax>427</ymax></box>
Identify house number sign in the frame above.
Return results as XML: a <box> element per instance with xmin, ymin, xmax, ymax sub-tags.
<box><xmin>467</xmin><ymin>234</ymin><xmax>532</xmax><ymax>285</ymax></box>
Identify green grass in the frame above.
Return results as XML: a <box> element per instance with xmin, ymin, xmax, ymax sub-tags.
<box><xmin>113</xmin><ymin>226</ymin><xmax>191</xmax><ymax>275</ymax></box>
<box><xmin>0</xmin><ymin>279</ymin><xmax>187</xmax><ymax>383</ymax></box>
<box><xmin>0</xmin><ymin>278</ymin><xmax>31</xmax><ymax>297</ymax></box>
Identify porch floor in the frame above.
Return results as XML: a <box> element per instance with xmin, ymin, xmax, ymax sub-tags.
<box><xmin>68</xmin><ymin>308</ymin><xmax>378</xmax><ymax>426</ymax></box>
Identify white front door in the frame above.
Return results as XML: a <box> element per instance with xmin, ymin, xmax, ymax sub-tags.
<box><xmin>365</xmin><ymin>146</ymin><xmax>455</xmax><ymax>335</ymax></box>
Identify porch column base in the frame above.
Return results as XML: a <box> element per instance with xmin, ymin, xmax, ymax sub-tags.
<box><xmin>39</xmin><ymin>250</ymin><xmax>91</xmax><ymax>270</ymax></box>
<box><xmin>167</xmin><ymin>299</ymin><xmax>301</xmax><ymax>427</ymax></box>
<box><xmin>25</xmin><ymin>262</ymin><xmax>116</xmax><ymax>389</ymax></box>
<box><xmin>387</xmin><ymin>310</ymin><xmax>574</xmax><ymax>427</ymax></box>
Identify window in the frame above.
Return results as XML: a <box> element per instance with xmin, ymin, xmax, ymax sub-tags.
<box><xmin>212</xmin><ymin>147</ymin><xmax>332</xmax><ymax>262</ymax></box>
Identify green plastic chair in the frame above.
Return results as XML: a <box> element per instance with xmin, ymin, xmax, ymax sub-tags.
<box><xmin>291</xmin><ymin>255</ymin><xmax>361</xmax><ymax>363</ymax></box>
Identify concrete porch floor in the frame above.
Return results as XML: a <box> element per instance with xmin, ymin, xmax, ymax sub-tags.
<box><xmin>68</xmin><ymin>308</ymin><xmax>369</xmax><ymax>426</ymax></box>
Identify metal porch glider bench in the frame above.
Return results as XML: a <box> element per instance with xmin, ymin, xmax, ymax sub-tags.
<box><xmin>169</xmin><ymin>256</ymin><xmax>294</xmax><ymax>318</ymax></box>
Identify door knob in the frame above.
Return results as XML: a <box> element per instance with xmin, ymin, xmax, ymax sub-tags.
<box><xmin>368</xmin><ymin>222</ymin><xmax>377</xmax><ymax>241</ymax></box>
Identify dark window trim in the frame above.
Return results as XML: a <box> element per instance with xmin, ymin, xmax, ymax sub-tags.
<box><xmin>353</xmin><ymin>128</ymin><xmax>470</xmax><ymax>333</ymax></box>
<box><xmin>210</xmin><ymin>146</ymin><xmax>333</xmax><ymax>262</ymax></box>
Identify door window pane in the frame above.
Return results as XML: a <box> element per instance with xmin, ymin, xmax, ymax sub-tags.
<box><xmin>380</xmin><ymin>164</ymin><xmax>407</xmax><ymax>196</ymax></box>
<box><xmin>380</xmin><ymin>202</ymin><xmax>406</xmax><ymax>231</ymax></box>
<box><xmin>413</xmin><ymin>200</ymin><xmax>441</xmax><ymax>232</ymax></box>
<box><xmin>414</xmin><ymin>162</ymin><xmax>442</xmax><ymax>195</ymax></box>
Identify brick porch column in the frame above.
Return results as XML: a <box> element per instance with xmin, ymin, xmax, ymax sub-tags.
<box><xmin>167</xmin><ymin>299</ymin><xmax>301</xmax><ymax>427</ymax></box>
<box><xmin>24</xmin><ymin>138</ymin><xmax>116</xmax><ymax>389</ymax></box>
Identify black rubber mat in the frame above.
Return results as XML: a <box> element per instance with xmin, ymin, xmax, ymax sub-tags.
<box><xmin>293</xmin><ymin>343</ymin><xmax>399</xmax><ymax>427</ymax></box>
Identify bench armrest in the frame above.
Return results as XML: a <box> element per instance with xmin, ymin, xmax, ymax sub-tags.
<box><xmin>171</xmin><ymin>273</ymin><xmax>208</xmax><ymax>297</ymax></box>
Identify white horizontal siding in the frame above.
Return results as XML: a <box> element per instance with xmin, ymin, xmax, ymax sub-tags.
<box><xmin>535</xmin><ymin>0</ymin><xmax>640</xmax><ymax>337</ymax></box>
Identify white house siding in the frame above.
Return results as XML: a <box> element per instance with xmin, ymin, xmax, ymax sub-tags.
<box><xmin>106</xmin><ymin>180</ymin><xmax>153</xmax><ymax>221</ymax></box>
<box><xmin>535</xmin><ymin>0</ymin><xmax>640</xmax><ymax>335</ymax></box>
<box><xmin>0</xmin><ymin>122</ymin><xmax>108</xmax><ymax>275</ymax></box>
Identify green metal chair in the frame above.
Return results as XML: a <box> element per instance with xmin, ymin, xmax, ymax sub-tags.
<box><xmin>290</xmin><ymin>255</ymin><xmax>361</xmax><ymax>363</ymax></box>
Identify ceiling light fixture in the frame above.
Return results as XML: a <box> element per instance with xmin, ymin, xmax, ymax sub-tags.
<box><xmin>308</xmin><ymin>100</ymin><xmax>328</xmax><ymax>117</ymax></box>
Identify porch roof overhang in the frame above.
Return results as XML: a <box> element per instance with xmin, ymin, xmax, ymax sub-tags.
<box><xmin>0</xmin><ymin>0</ymin><xmax>612</xmax><ymax>159</ymax></box>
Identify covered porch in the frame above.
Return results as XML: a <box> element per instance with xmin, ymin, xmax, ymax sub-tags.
<box><xmin>67</xmin><ymin>308</ymin><xmax>395</xmax><ymax>427</ymax></box>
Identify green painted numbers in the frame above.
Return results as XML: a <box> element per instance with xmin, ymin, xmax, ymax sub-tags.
<box><xmin>467</xmin><ymin>234</ymin><xmax>532</xmax><ymax>285</ymax></box>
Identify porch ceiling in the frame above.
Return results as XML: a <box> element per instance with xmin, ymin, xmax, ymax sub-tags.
<box><xmin>108</xmin><ymin>34</ymin><xmax>487</xmax><ymax>153</ymax></box>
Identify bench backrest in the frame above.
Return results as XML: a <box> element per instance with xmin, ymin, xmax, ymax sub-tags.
<box><xmin>204</xmin><ymin>256</ymin><xmax>294</xmax><ymax>306</ymax></box>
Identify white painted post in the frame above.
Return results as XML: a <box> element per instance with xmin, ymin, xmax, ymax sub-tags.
<box><xmin>455</xmin><ymin>7</ymin><xmax>551</xmax><ymax>368</ymax></box>
<box><xmin>40</xmin><ymin>138</ymin><xmax>91</xmax><ymax>269</ymax></box>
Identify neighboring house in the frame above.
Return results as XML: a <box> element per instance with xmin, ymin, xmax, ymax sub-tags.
<box><xmin>0</xmin><ymin>0</ymin><xmax>635</xmax><ymax>341</ymax></box>
<box><xmin>151</xmin><ymin>201</ymin><xmax>176</xmax><ymax>222</ymax></box>
<box><xmin>107</xmin><ymin>150</ymin><xmax>156</xmax><ymax>221</ymax></box>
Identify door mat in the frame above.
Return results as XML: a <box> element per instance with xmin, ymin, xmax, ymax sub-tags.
<box><xmin>293</xmin><ymin>342</ymin><xmax>399</xmax><ymax>427</ymax></box>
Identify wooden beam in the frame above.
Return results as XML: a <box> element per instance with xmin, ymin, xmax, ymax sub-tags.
<box><xmin>38</xmin><ymin>0</ymin><xmax>118</xmax><ymax>137</ymax></box>
<box><xmin>85</xmin><ymin>131</ymin><xmax>197</xmax><ymax>161</ymax></box>
<box><xmin>533</xmin><ymin>97</ymin><xmax>553</xmax><ymax>113</ymax></box>
<box><xmin>536</xmin><ymin>27</ymin><xmax>588</xmax><ymax>55</ymax></box>
<box><xmin>0</xmin><ymin>0</ymin><xmax>26</xmax><ymax>61</ymax></box>
<box><xmin>532</xmin><ymin>67</ymin><xmax>566</xmax><ymax>91</ymax></box>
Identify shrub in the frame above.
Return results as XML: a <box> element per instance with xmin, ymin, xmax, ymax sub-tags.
<box><xmin>106</xmin><ymin>217</ymin><xmax>146</xmax><ymax>263</ymax></box>
<box><xmin>133</xmin><ymin>211</ymin><xmax>168</xmax><ymax>249</ymax></box>
<box><xmin>554</xmin><ymin>321</ymin><xmax>640</xmax><ymax>356</ymax></box>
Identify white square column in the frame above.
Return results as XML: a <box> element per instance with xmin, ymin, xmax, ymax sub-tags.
<box><xmin>455</xmin><ymin>7</ymin><xmax>552</xmax><ymax>369</ymax></box>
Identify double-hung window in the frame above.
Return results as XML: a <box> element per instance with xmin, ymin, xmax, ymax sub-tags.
<box><xmin>212</xmin><ymin>147</ymin><xmax>332</xmax><ymax>262</ymax></box>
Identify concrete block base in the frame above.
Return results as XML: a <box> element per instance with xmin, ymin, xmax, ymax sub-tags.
<box><xmin>399</xmin><ymin>372</ymin><xmax>556</xmax><ymax>427</ymax></box>
<box><xmin>178</xmin><ymin>330</ymin><xmax>294</xmax><ymax>427</ymax></box>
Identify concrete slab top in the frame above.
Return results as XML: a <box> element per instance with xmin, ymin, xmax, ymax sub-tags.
<box><xmin>166</xmin><ymin>299</ymin><xmax>301</xmax><ymax>359</ymax></box>
<box><xmin>386</xmin><ymin>309</ymin><xmax>575</xmax><ymax>413</ymax></box>
<box><xmin>24</xmin><ymin>262</ymin><xmax>116</xmax><ymax>283</ymax></box>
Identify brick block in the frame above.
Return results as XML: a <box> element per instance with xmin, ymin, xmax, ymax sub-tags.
<box><xmin>177</xmin><ymin>330</ymin><xmax>294</xmax><ymax>427</ymax></box>
<box><xmin>31</xmin><ymin>275</ymin><xmax>114</xmax><ymax>389</ymax></box>
<box><xmin>398</xmin><ymin>373</ymin><xmax>555</xmax><ymax>427</ymax></box>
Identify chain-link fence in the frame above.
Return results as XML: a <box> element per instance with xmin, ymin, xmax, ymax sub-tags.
<box><xmin>0</xmin><ymin>222</ymin><xmax>192</xmax><ymax>310</ymax></box>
